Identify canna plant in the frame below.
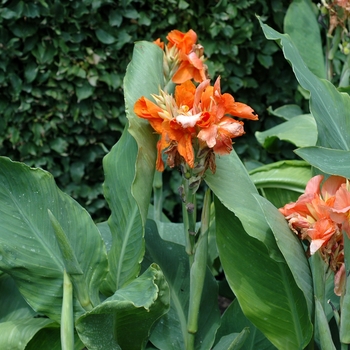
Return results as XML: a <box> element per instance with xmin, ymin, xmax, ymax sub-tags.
<box><xmin>0</xmin><ymin>1</ymin><xmax>350</xmax><ymax>350</ymax></box>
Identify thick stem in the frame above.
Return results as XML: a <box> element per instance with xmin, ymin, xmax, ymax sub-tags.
<box><xmin>186</xmin><ymin>188</ymin><xmax>211</xmax><ymax>350</ymax></box>
<box><xmin>339</xmin><ymin>231</ymin><xmax>350</xmax><ymax>344</ymax></box>
<box><xmin>182</xmin><ymin>177</ymin><xmax>196</xmax><ymax>264</ymax></box>
<box><xmin>61</xmin><ymin>270</ymin><xmax>74</xmax><ymax>350</ymax></box>
<box><xmin>153</xmin><ymin>170</ymin><xmax>163</xmax><ymax>221</ymax></box>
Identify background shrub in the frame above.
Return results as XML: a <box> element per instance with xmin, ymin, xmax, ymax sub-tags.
<box><xmin>0</xmin><ymin>0</ymin><xmax>310</xmax><ymax>221</ymax></box>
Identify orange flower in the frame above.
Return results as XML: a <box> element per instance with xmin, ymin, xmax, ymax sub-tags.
<box><xmin>279</xmin><ymin>175</ymin><xmax>349</xmax><ymax>295</ymax></box>
<box><xmin>153</xmin><ymin>38</ymin><xmax>164</xmax><ymax>50</ymax></box>
<box><xmin>330</xmin><ymin>181</ymin><xmax>350</xmax><ymax>237</ymax></box>
<box><xmin>134</xmin><ymin>78</ymin><xmax>258</xmax><ymax>172</ymax></box>
<box><xmin>166</xmin><ymin>29</ymin><xmax>207</xmax><ymax>84</ymax></box>
<box><xmin>196</xmin><ymin>77</ymin><xmax>258</xmax><ymax>154</ymax></box>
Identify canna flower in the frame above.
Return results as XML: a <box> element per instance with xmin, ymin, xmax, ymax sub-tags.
<box><xmin>134</xmin><ymin>78</ymin><xmax>258</xmax><ymax>173</ymax></box>
<box><xmin>159</xmin><ymin>29</ymin><xmax>208</xmax><ymax>84</ymax></box>
<box><xmin>279</xmin><ymin>175</ymin><xmax>348</xmax><ymax>296</ymax></box>
<box><xmin>330</xmin><ymin>181</ymin><xmax>350</xmax><ymax>238</ymax></box>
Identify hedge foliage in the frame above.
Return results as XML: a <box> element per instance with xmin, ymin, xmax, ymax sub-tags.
<box><xmin>0</xmin><ymin>0</ymin><xmax>309</xmax><ymax>220</ymax></box>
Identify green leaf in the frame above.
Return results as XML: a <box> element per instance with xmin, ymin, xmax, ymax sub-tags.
<box><xmin>259</xmin><ymin>18</ymin><xmax>350</xmax><ymax>151</ymax></box>
<box><xmin>215</xmin><ymin>199</ymin><xmax>313</xmax><ymax>349</ymax></box>
<box><xmin>75</xmin><ymin>264</ymin><xmax>170</xmax><ymax>350</ymax></box>
<box><xmin>267</xmin><ymin>104</ymin><xmax>304</xmax><ymax>120</ymax></box>
<box><xmin>143</xmin><ymin>219</ymin><xmax>221</xmax><ymax>350</ymax></box>
<box><xmin>284</xmin><ymin>0</ymin><xmax>325</xmax><ymax>78</ymax></box>
<box><xmin>205</xmin><ymin>151</ymin><xmax>284</xmax><ymax>263</ymax></box>
<box><xmin>212</xmin><ymin>330</ymin><xmax>250</xmax><ymax>350</ymax></box>
<box><xmin>101</xmin><ymin>128</ymin><xmax>145</xmax><ymax>293</ymax></box>
<box><xmin>0</xmin><ymin>157</ymin><xmax>108</xmax><ymax>321</ymax></box>
<box><xmin>0</xmin><ymin>318</ymin><xmax>58</xmax><ymax>350</ymax></box>
<box><xmin>256</xmin><ymin>114</ymin><xmax>317</xmax><ymax>149</ymax></box>
<box><xmin>205</xmin><ymin>152</ymin><xmax>312</xmax><ymax>348</ymax></box>
<box><xmin>95</xmin><ymin>29</ymin><xmax>116</xmax><ymax>44</ymax></box>
<box><xmin>254</xmin><ymin>195</ymin><xmax>313</xmax><ymax>317</ymax></box>
<box><xmin>249</xmin><ymin>160</ymin><xmax>311</xmax><ymax>208</ymax></box>
<box><xmin>314</xmin><ymin>298</ymin><xmax>336</xmax><ymax>350</ymax></box>
<box><xmin>295</xmin><ymin>146</ymin><xmax>350</xmax><ymax>178</ymax></box>
<box><xmin>124</xmin><ymin>42</ymin><xmax>164</xmax><ymax>226</ymax></box>
<box><xmin>75</xmin><ymin>82</ymin><xmax>94</xmax><ymax>102</ymax></box>
<box><xmin>215</xmin><ymin>299</ymin><xmax>276</xmax><ymax>349</ymax></box>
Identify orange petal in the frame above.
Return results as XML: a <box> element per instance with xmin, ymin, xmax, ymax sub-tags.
<box><xmin>177</xmin><ymin>133</ymin><xmax>194</xmax><ymax>168</ymax></box>
<box><xmin>167</xmin><ymin>29</ymin><xmax>197</xmax><ymax>54</ymax></box>
<box><xmin>198</xmin><ymin>124</ymin><xmax>218</xmax><ymax>148</ymax></box>
<box><xmin>223</xmin><ymin>96</ymin><xmax>258</xmax><ymax>120</ymax></box>
<box><xmin>175</xmin><ymin>80</ymin><xmax>196</xmax><ymax>108</ymax></box>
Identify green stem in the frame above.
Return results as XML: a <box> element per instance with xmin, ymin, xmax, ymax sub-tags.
<box><xmin>311</xmin><ymin>252</ymin><xmax>337</xmax><ymax>349</ymax></box>
<box><xmin>182</xmin><ymin>177</ymin><xmax>196</xmax><ymax>264</ymax></box>
<box><xmin>186</xmin><ymin>188</ymin><xmax>211</xmax><ymax>350</ymax></box>
<box><xmin>339</xmin><ymin>231</ymin><xmax>350</xmax><ymax>344</ymax></box>
<box><xmin>153</xmin><ymin>170</ymin><xmax>163</xmax><ymax>221</ymax></box>
<box><xmin>61</xmin><ymin>270</ymin><xmax>74</xmax><ymax>350</ymax></box>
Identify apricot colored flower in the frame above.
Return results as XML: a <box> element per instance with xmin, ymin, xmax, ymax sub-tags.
<box><xmin>330</xmin><ymin>181</ymin><xmax>350</xmax><ymax>238</ymax></box>
<box><xmin>134</xmin><ymin>78</ymin><xmax>258</xmax><ymax>172</ymax></box>
<box><xmin>279</xmin><ymin>175</ymin><xmax>348</xmax><ymax>296</ymax></box>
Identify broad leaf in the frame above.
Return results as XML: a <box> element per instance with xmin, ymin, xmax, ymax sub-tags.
<box><xmin>295</xmin><ymin>147</ymin><xmax>350</xmax><ymax>178</ymax></box>
<box><xmin>205</xmin><ymin>151</ymin><xmax>284</xmax><ymax>263</ymax></box>
<box><xmin>254</xmin><ymin>195</ymin><xmax>313</xmax><ymax>317</ymax></box>
<box><xmin>124</xmin><ymin>41</ymin><xmax>164</xmax><ymax>224</ymax></box>
<box><xmin>249</xmin><ymin>160</ymin><xmax>311</xmax><ymax>207</ymax></box>
<box><xmin>212</xmin><ymin>330</ymin><xmax>249</xmax><ymax>350</ymax></box>
<box><xmin>215</xmin><ymin>199</ymin><xmax>312</xmax><ymax>349</ymax></box>
<box><xmin>143</xmin><ymin>219</ymin><xmax>221</xmax><ymax>350</ymax></box>
<box><xmin>267</xmin><ymin>104</ymin><xmax>304</xmax><ymax>120</ymax></box>
<box><xmin>205</xmin><ymin>151</ymin><xmax>312</xmax><ymax>348</ymax></box>
<box><xmin>215</xmin><ymin>299</ymin><xmax>276</xmax><ymax>350</ymax></box>
<box><xmin>0</xmin><ymin>157</ymin><xmax>107</xmax><ymax>321</ymax></box>
<box><xmin>0</xmin><ymin>318</ymin><xmax>58</xmax><ymax>350</ymax></box>
<box><xmin>259</xmin><ymin>18</ymin><xmax>350</xmax><ymax>151</ymax></box>
<box><xmin>0</xmin><ymin>273</ymin><xmax>36</xmax><ymax>322</ymax></box>
<box><xmin>284</xmin><ymin>0</ymin><xmax>325</xmax><ymax>78</ymax></box>
<box><xmin>75</xmin><ymin>264</ymin><xmax>170</xmax><ymax>350</ymax></box>
<box><xmin>255</xmin><ymin>114</ymin><xmax>317</xmax><ymax>149</ymax></box>
<box><xmin>102</xmin><ymin>129</ymin><xmax>145</xmax><ymax>293</ymax></box>
<box><xmin>101</xmin><ymin>41</ymin><xmax>164</xmax><ymax>293</ymax></box>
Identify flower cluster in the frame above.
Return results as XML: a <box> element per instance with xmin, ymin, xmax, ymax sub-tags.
<box><xmin>279</xmin><ymin>175</ymin><xmax>350</xmax><ymax>296</ymax></box>
<box><xmin>154</xmin><ymin>29</ymin><xmax>207</xmax><ymax>84</ymax></box>
<box><xmin>134</xmin><ymin>29</ymin><xmax>258</xmax><ymax>178</ymax></box>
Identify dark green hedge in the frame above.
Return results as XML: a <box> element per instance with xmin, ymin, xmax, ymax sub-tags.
<box><xmin>0</xmin><ymin>0</ymin><xmax>305</xmax><ymax>221</ymax></box>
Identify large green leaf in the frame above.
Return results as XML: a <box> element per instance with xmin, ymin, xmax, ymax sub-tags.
<box><xmin>295</xmin><ymin>147</ymin><xmax>350</xmax><ymax>178</ymax></box>
<box><xmin>0</xmin><ymin>318</ymin><xmax>58</xmax><ymax>350</ymax></box>
<box><xmin>102</xmin><ymin>128</ymin><xmax>145</xmax><ymax>293</ymax></box>
<box><xmin>215</xmin><ymin>299</ymin><xmax>276</xmax><ymax>350</ymax></box>
<box><xmin>0</xmin><ymin>273</ymin><xmax>84</xmax><ymax>349</ymax></box>
<box><xmin>0</xmin><ymin>157</ymin><xmax>107</xmax><ymax>321</ymax></box>
<box><xmin>255</xmin><ymin>114</ymin><xmax>317</xmax><ymax>149</ymax></box>
<box><xmin>284</xmin><ymin>0</ymin><xmax>325</xmax><ymax>79</ymax></box>
<box><xmin>206</xmin><ymin>151</ymin><xmax>284</xmax><ymax>263</ymax></box>
<box><xmin>249</xmin><ymin>160</ymin><xmax>311</xmax><ymax>208</ymax></box>
<box><xmin>259</xmin><ymin>18</ymin><xmax>350</xmax><ymax>151</ymax></box>
<box><xmin>254</xmin><ymin>195</ymin><xmax>313</xmax><ymax>317</ymax></box>
<box><xmin>205</xmin><ymin>152</ymin><xmax>312</xmax><ymax>348</ymax></box>
<box><xmin>215</xmin><ymin>199</ymin><xmax>312</xmax><ymax>349</ymax></box>
<box><xmin>101</xmin><ymin>41</ymin><xmax>163</xmax><ymax>294</ymax></box>
<box><xmin>0</xmin><ymin>273</ymin><xmax>36</xmax><ymax>322</ymax></box>
<box><xmin>75</xmin><ymin>264</ymin><xmax>170</xmax><ymax>350</ymax></box>
<box><xmin>124</xmin><ymin>41</ymin><xmax>164</xmax><ymax>224</ymax></box>
<box><xmin>143</xmin><ymin>219</ymin><xmax>221</xmax><ymax>350</ymax></box>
